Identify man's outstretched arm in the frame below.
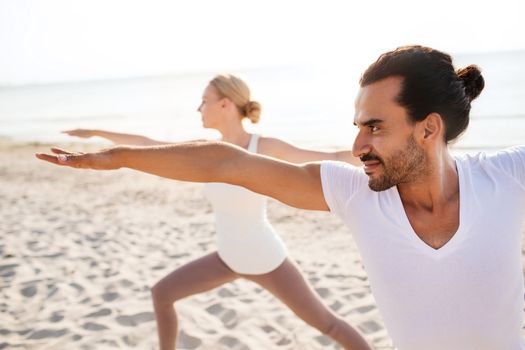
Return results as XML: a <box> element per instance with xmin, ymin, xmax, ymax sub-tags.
<box><xmin>35</xmin><ymin>141</ymin><xmax>330</xmax><ymax>211</ymax></box>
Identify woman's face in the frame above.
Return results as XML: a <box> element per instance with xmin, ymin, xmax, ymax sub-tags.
<box><xmin>197</xmin><ymin>85</ymin><xmax>224</xmax><ymax>129</ymax></box>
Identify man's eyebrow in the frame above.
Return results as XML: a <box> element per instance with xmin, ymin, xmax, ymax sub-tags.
<box><xmin>353</xmin><ymin>118</ymin><xmax>384</xmax><ymax>127</ymax></box>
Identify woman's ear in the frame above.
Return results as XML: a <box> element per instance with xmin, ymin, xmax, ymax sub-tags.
<box><xmin>220</xmin><ymin>97</ymin><xmax>232</xmax><ymax>110</ymax></box>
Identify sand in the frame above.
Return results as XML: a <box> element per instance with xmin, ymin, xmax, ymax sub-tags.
<box><xmin>0</xmin><ymin>141</ymin><xmax>439</xmax><ymax>349</ymax></box>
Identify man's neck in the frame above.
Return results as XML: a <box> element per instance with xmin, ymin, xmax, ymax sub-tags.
<box><xmin>396</xmin><ymin>150</ymin><xmax>461</xmax><ymax>249</ymax></box>
<box><xmin>397</xmin><ymin>151</ymin><xmax>458</xmax><ymax>212</ymax></box>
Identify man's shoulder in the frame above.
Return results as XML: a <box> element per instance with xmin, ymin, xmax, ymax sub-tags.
<box><xmin>320</xmin><ymin>161</ymin><xmax>369</xmax><ymax>205</ymax></box>
<box><xmin>456</xmin><ymin>145</ymin><xmax>525</xmax><ymax>191</ymax></box>
<box><xmin>455</xmin><ymin>145</ymin><xmax>525</xmax><ymax>165</ymax></box>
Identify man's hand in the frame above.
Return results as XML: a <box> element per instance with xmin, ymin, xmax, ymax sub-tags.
<box><xmin>35</xmin><ymin>147</ymin><xmax>120</xmax><ymax>170</ymax></box>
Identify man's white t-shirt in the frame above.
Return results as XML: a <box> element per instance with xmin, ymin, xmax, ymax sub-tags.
<box><xmin>320</xmin><ymin>146</ymin><xmax>525</xmax><ymax>350</ymax></box>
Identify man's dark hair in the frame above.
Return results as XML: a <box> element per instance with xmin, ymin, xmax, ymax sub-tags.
<box><xmin>360</xmin><ymin>45</ymin><xmax>485</xmax><ymax>142</ymax></box>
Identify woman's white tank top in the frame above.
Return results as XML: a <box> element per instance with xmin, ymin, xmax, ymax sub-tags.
<box><xmin>203</xmin><ymin>134</ymin><xmax>287</xmax><ymax>274</ymax></box>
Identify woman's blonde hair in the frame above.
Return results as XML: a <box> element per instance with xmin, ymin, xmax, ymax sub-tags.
<box><xmin>209</xmin><ymin>74</ymin><xmax>261</xmax><ymax>123</ymax></box>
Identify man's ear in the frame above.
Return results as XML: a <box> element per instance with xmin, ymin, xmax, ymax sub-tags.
<box><xmin>419</xmin><ymin>113</ymin><xmax>444</xmax><ymax>141</ymax></box>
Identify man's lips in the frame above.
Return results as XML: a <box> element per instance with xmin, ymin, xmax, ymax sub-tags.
<box><xmin>363</xmin><ymin>160</ymin><xmax>381</xmax><ymax>173</ymax></box>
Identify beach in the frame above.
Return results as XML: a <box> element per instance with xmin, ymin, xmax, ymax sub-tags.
<box><xmin>2</xmin><ymin>1</ymin><xmax>525</xmax><ymax>348</ymax></box>
<box><xmin>1</xmin><ymin>141</ymin><xmax>393</xmax><ymax>350</ymax></box>
<box><xmin>1</xmin><ymin>50</ymin><xmax>525</xmax><ymax>348</ymax></box>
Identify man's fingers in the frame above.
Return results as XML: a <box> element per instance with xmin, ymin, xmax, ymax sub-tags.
<box><xmin>36</xmin><ymin>148</ymin><xmax>115</xmax><ymax>170</ymax></box>
<box><xmin>35</xmin><ymin>153</ymin><xmax>72</xmax><ymax>165</ymax></box>
<box><xmin>35</xmin><ymin>153</ymin><xmax>61</xmax><ymax>165</ymax></box>
<box><xmin>35</xmin><ymin>151</ymin><xmax>86</xmax><ymax>168</ymax></box>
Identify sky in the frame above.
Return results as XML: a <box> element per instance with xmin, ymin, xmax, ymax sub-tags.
<box><xmin>1</xmin><ymin>0</ymin><xmax>524</xmax><ymax>86</ymax></box>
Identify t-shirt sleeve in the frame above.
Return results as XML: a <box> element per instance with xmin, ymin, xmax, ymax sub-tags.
<box><xmin>485</xmin><ymin>145</ymin><xmax>525</xmax><ymax>190</ymax></box>
<box><xmin>320</xmin><ymin>161</ymin><xmax>364</xmax><ymax>217</ymax></box>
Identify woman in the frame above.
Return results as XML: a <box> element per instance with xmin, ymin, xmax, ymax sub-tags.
<box><xmin>60</xmin><ymin>74</ymin><xmax>370</xmax><ymax>350</ymax></box>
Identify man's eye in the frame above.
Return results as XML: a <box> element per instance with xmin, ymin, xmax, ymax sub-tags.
<box><xmin>370</xmin><ymin>125</ymin><xmax>379</xmax><ymax>132</ymax></box>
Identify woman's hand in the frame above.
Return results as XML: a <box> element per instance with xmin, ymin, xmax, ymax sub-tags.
<box><xmin>35</xmin><ymin>147</ymin><xmax>121</xmax><ymax>170</ymax></box>
<box><xmin>62</xmin><ymin>129</ymin><xmax>96</xmax><ymax>139</ymax></box>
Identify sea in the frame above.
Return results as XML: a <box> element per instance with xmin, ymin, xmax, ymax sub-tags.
<box><xmin>1</xmin><ymin>50</ymin><xmax>524</xmax><ymax>154</ymax></box>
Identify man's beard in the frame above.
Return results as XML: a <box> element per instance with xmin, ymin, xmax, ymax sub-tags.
<box><xmin>362</xmin><ymin>135</ymin><xmax>428</xmax><ymax>192</ymax></box>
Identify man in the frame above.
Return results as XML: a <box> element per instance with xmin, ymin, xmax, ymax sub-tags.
<box><xmin>37</xmin><ymin>45</ymin><xmax>525</xmax><ymax>350</ymax></box>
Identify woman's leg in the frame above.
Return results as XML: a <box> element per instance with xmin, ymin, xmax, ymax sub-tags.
<box><xmin>244</xmin><ymin>258</ymin><xmax>371</xmax><ymax>350</ymax></box>
<box><xmin>151</xmin><ymin>252</ymin><xmax>238</xmax><ymax>350</ymax></box>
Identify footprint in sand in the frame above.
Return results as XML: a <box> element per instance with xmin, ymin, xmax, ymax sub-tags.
<box><xmin>118</xmin><ymin>279</ymin><xmax>134</xmax><ymax>288</ymax></box>
<box><xmin>261</xmin><ymin>325</ymin><xmax>292</xmax><ymax>346</ymax></box>
<box><xmin>261</xmin><ymin>325</ymin><xmax>275</xmax><ymax>333</ymax></box>
<box><xmin>69</xmin><ymin>282</ymin><xmax>84</xmax><ymax>296</ymax></box>
<box><xmin>17</xmin><ymin>329</ymin><xmax>31</xmax><ymax>336</ymax></box>
<box><xmin>358</xmin><ymin>320</ymin><xmax>382</xmax><ymax>334</ymax></box>
<box><xmin>46</xmin><ymin>284</ymin><xmax>59</xmax><ymax>299</ymax></box>
<box><xmin>176</xmin><ymin>329</ymin><xmax>202</xmax><ymax>349</ymax></box>
<box><xmin>330</xmin><ymin>300</ymin><xmax>343</xmax><ymax>312</ymax></box>
<box><xmin>27</xmin><ymin>328</ymin><xmax>68</xmax><ymax>340</ymax></box>
<box><xmin>122</xmin><ymin>334</ymin><xmax>138</xmax><ymax>347</ymax></box>
<box><xmin>315</xmin><ymin>334</ymin><xmax>335</xmax><ymax>347</ymax></box>
<box><xmin>115</xmin><ymin>312</ymin><xmax>154</xmax><ymax>327</ymax></box>
<box><xmin>205</xmin><ymin>303</ymin><xmax>238</xmax><ymax>329</ymax></box>
<box><xmin>49</xmin><ymin>311</ymin><xmax>64</xmax><ymax>323</ymax></box>
<box><xmin>84</xmin><ymin>308</ymin><xmax>112</xmax><ymax>318</ymax></box>
<box><xmin>102</xmin><ymin>292</ymin><xmax>119</xmax><ymax>302</ymax></box>
<box><xmin>314</xmin><ymin>287</ymin><xmax>330</xmax><ymax>298</ymax></box>
<box><xmin>276</xmin><ymin>337</ymin><xmax>292</xmax><ymax>346</ymax></box>
<box><xmin>169</xmin><ymin>252</ymin><xmax>190</xmax><ymax>259</ymax></box>
<box><xmin>354</xmin><ymin>305</ymin><xmax>375</xmax><ymax>314</ymax></box>
<box><xmin>308</xmin><ymin>276</ymin><xmax>320</xmax><ymax>285</ymax></box>
<box><xmin>82</xmin><ymin>322</ymin><xmax>109</xmax><ymax>331</ymax></box>
<box><xmin>21</xmin><ymin>285</ymin><xmax>37</xmax><ymax>298</ymax></box>
<box><xmin>350</xmin><ymin>292</ymin><xmax>366</xmax><ymax>299</ymax></box>
<box><xmin>217</xmin><ymin>287</ymin><xmax>235</xmax><ymax>298</ymax></box>
<box><xmin>218</xmin><ymin>335</ymin><xmax>250</xmax><ymax>350</ymax></box>
<box><xmin>0</xmin><ymin>263</ymin><xmax>18</xmax><ymax>278</ymax></box>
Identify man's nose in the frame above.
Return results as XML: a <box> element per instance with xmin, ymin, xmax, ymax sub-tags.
<box><xmin>352</xmin><ymin>132</ymin><xmax>372</xmax><ymax>158</ymax></box>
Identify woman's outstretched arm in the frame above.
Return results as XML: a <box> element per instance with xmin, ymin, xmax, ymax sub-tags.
<box><xmin>62</xmin><ymin>129</ymin><xmax>173</xmax><ymax>146</ymax></box>
<box><xmin>258</xmin><ymin>137</ymin><xmax>360</xmax><ymax>165</ymax></box>
<box><xmin>35</xmin><ymin>141</ymin><xmax>329</xmax><ymax>211</ymax></box>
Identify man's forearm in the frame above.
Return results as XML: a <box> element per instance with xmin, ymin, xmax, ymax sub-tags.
<box><xmin>111</xmin><ymin>141</ymin><xmax>245</xmax><ymax>183</ymax></box>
